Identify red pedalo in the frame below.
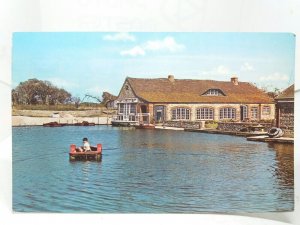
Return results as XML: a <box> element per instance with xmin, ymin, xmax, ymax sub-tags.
<box><xmin>69</xmin><ymin>143</ymin><xmax>102</xmax><ymax>161</ymax></box>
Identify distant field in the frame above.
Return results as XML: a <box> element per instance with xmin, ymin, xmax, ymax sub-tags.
<box><xmin>12</xmin><ymin>103</ymin><xmax>104</xmax><ymax>111</ymax></box>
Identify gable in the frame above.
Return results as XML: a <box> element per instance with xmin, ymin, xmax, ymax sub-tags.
<box><xmin>117</xmin><ymin>81</ymin><xmax>136</xmax><ymax>100</ymax></box>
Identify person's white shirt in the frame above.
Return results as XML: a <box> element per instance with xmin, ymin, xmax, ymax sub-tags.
<box><xmin>83</xmin><ymin>141</ymin><xmax>91</xmax><ymax>151</ymax></box>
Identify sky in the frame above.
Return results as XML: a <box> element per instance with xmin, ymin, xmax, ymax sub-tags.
<box><xmin>12</xmin><ymin>32</ymin><xmax>295</xmax><ymax>100</ymax></box>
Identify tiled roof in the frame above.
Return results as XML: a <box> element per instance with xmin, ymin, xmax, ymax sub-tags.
<box><xmin>276</xmin><ymin>84</ymin><xmax>294</xmax><ymax>100</ymax></box>
<box><xmin>126</xmin><ymin>77</ymin><xmax>274</xmax><ymax>103</ymax></box>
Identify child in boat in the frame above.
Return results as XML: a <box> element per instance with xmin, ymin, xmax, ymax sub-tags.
<box><xmin>77</xmin><ymin>137</ymin><xmax>91</xmax><ymax>152</ymax></box>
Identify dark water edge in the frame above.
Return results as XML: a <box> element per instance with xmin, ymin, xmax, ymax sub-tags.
<box><xmin>13</xmin><ymin>126</ymin><xmax>294</xmax><ymax>213</ymax></box>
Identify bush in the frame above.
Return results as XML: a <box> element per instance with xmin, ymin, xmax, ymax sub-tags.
<box><xmin>205</xmin><ymin>120</ymin><xmax>218</xmax><ymax>129</ymax></box>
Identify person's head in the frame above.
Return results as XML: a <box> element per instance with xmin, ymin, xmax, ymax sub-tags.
<box><xmin>82</xmin><ymin>137</ymin><xmax>88</xmax><ymax>142</ymax></box>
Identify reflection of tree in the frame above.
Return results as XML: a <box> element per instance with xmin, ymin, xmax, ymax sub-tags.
<box><xmin>268</xmin><ymin>143</ymin><xmax>294</xmax><ymax>187</ymax></box>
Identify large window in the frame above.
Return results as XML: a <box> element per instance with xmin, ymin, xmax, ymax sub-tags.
<box><xmin>251</xmin><ymin>107</ymin><xmax>258</xmax><ymax>119</ymax></box>
<box><xmin>219</xmin><ymin>108</ymin><xmax>236</xmax><ymax>120</ymax></box>
<box><xmin>172</xmin><ymin>108</ymin><xmax>190</xmax><ymax>120</ymax></box>
<box><xmin>118</xmin><ymin>103</ymin><xmax>124</xmax><ymax>114</ymax></box>
<box><xmin>130</xmin><ymin>104</ymin><xmax>136</xmax><ymax>114</ymax></box>
<box><xmin>262</xmin><ymin>106</ymin><xmax>270</xmax><ymax>115</ymax></box>
<box><xmin>118</xmin><ymin>103</ymin><xmax>136</xmax><ymax>114</ymax></box>
<box><xmin>196</xmin><ymin>108</ymin><xmax>214</xmax><ymax>120</ymax></box>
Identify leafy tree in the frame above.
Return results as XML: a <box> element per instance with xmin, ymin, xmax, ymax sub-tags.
<box><xmin>12</xmin><ymin>78</ymin><xmax>72</xmax><ymax>105</ymax></box>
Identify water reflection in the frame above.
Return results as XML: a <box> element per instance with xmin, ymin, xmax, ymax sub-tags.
<box><xmin>268</xmin><ymin>143</ymin><xmax>294</xmax><ymax>187</ymax></box>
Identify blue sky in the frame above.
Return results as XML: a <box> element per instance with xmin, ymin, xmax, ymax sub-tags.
<box><xmin>12</xmin><ymin>32</ymin><xmax>295</xmax><ymax>100</ymax></box>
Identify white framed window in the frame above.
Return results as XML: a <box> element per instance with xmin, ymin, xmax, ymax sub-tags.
<box><xmin>262</xmin><ymin>106</ymin><xmax>270</xmax><ymax>115</ymax></box>
<box><xmin>196</xmin><ymin>108</ymin><xmax>214</xmax><ymax>120</ymax></box>
<box><xmin>172</xmin><ymin>108</ymin><xmax>190</xmax><ymax>120</ymax></box>
<box><xmin>242</xmin><ymin>105</ymin><xmax>248</xmax><ymax>119</ymax></box>
<box><xmin>219</xmin><ymin>108</ymin><xmax>236</xmax><ymax>120</ymax></box>
<box><xmin>251</xmin><ymin>107</ymin><xmax>258</xmax><ymax>119</ymax></box>
<box><xmin>119</xmin><ymin>103</ymin><xmax>124</xmax><ymax>114</ymax></box>
<box><xmin>130</xmin><ymin>104</ymin><xmax>136</xmax><ymax>114</ymax></box>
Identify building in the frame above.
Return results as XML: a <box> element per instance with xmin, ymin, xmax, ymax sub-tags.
<box><xmin>102</xmin><ymin>92</ymin><xmax>117</xmax><ymax>109</ymax></box>
<box><xmin>113</xmin><ymin>75</ymin><xmax>275</xmax><ymax>126</ymax></box>
<box><xmin>275</xmin><ymin>84</ymin><xmax>294</xmax><ymax>137</ymax></box>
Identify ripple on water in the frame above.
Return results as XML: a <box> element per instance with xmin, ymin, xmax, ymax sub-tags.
<box><xmin>13</xmin><ymin>126</ymin><xmax>294</xmax><ymax>212</ymax></box>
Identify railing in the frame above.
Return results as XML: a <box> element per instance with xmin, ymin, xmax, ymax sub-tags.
<box><xmin>112</xmin><ymin>113</ymin><xmax>151</xmax><ymax>124</ymax></box>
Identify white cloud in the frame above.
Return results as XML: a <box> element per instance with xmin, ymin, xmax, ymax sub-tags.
<box><xmin>215</xmin><ymin>65</ymin><xmax>230</xmax><ymax>75</ymax></box>
<box><xmin>144</xmin><ymin>37</ymin><xmax>185</xmax><ymax>52</ymax></box>
<box><xmin>47</xmin><ymin>77</ymin><xmax>78</xmax><ymax>88</ymax></box>
<box><xmin>201</xmin><ymin>65</ymin><xmax>230</xmax><ymax>75</ymax></box>
<box><xmin>120</xmin><ymin>46</ymin><xmax>145</xmax><ymax>56</ymax></box>
<box><xmin>241</xmin><ymin>62</ymin><xmax>254</xmax><ymax>71</ymax></box>
<box><xmin>259</xmin><ymin>72</ymin><xmax>289</xmax><ymax>81</ymax></box>
<box><xmin>85</xmin><ymin>86</ymin><xmax>104</xmax><ymax>95</ymax></box>
<box><xmin>120</xmin><ymin>36</ymin><xmax>185</xmax><ymax>57</ymax></box>
<box><xmin>103</xmin><ymin>32</ymin><xmax>136</xmax><ymax>41</ymax></box>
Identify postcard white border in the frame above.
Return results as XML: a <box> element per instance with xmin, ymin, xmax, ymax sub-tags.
<box><xmin>0</xmin><ymin>0</ymin><xmax>299</xmax><ymax>224</ymax></box>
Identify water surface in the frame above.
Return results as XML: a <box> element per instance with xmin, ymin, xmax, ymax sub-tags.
<box><xmin>13</xmin><ymin>126</ymin><xmax>294</xmax><ymax>212</ymax></box>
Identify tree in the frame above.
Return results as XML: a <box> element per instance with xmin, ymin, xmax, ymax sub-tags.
<box><xmin>72</xmin><ymin>96</ymin><xmax>81</xmax><ymax>108</ymax></box>
<box><xmin>12</xmin><ymin>78</ymin><xmax>72</xmax><ymax>105</ymax></box>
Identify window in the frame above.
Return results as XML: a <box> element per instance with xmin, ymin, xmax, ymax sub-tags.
<box><xmin>219</xmin><ymin>108</ymin><xmax>236</xmax><ymax>120</ymax></box>
<box><xmin>262</xmin><ymin>106</ymin><xmax>270</xmax><ymax>115</ymax></box>
<box><xmin>119</xmin><ymin>103</ymin><xmax>136</xmax><ymax>114</ymax></box>
<box><xmin>196</xmin><ymin>108</ymin><xmax>214</xmax><ymax>120</ymax></box>
<box><xmin>251</xmin><ymin>107</ymin><xmax>258</xmax><ymax>119</ymax></box>
<box><xmin>130</xmin><ymin>104</ymin><xmax>136</xmax><ymax>114</ymax></box>
<box><xmin>119</xmin><ymin>103</ymin><xmax>124</xmax><ymax>114</ymax></box>
<box><xmin>203</xmin><ymin>89</ymin><xmax>225</xmax><ymax>96</ymax></box>
<box><xmin>172</xmin><ymin>108</ymin><xmax>190</xmax><ymax>120</ymax></box>
<box><xmin>241</xmin><ymin>105</ymin><xmax>248</xmax><ymax>120</ymax></box>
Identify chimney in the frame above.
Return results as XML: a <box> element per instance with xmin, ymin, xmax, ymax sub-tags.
<box><xmin>168</xmin><ymin>75</ymin><xmax>175</xmax><ymax>82</ymax></box>
<box><xmin>231</xmin><ymin>76</ymin><xmax>238</xmax><ymax>85</ymax></box>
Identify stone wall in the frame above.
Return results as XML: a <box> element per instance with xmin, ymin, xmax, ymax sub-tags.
<box><xmin>217</xmin><ymin>122</ymin><xmax>273</xmax><ymax>132</ymax></box>
<box><xmin>277</xmin><ymin>102</ymin><xmax>294</xmax><ymax>137</ymax></box>
<box><xmin>163</xmin><ymin>121</ymin><xmax>202</xmax><ymax>129</ymax></box>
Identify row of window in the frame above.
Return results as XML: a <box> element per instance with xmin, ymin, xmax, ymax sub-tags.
<box><xmin>118</xmin><ymin>103</ymin><xmax>271</xmax><ymax>120</ymax></box>
<box><xmin>171</xmin><ymin>106</ymin><xmax>271</xmax><ymax>120</ymax></box>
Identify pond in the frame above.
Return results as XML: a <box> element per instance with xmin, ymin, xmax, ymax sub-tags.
<box><xmin>13</xmin><ymin>126</ymin><xmax>294</xmax><ymax>213</ymax></box>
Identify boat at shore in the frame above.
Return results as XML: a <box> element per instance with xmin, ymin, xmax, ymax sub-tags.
<box><xmin>69</xmin><ymin>144</ymin><xmax>102</xmax><ymax>161</ymax></box>
<box><xmin>74</xmin><ymin>121</ymin><xmax>95</xmax><ymax>126</ymax></box>
<box><xmin>43</xmin><ymin>121</ymin><xmax>64</xmax><ymax>127</ymax></box>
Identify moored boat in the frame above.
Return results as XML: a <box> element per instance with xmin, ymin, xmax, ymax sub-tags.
<box><xmin>43</xmin><ymin>121</ymin><xmax>64</xmax><ymax>127</ymax></box>
<box><xmin>74</xmin><ymin>121</ymin><xmax>95</xmax><ymax>126</ymax></box>
<box><xmin>69</xmin><ymin>143</ymin><xmax>102</xmax><ymax>161</ymax></box>
<box><xmin>268</xmin><ymin>127</ymin><xmax>284</xmax><ymax>138</ymax></box>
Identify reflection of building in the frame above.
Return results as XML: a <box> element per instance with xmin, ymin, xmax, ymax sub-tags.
<box><xmin>275</xmin><ymin>84</ymin><xmax>294</xmax><ymax>137</ymax></box>
<box><xmin>113</xmin><ymin>75</ymin><xmax>275</xmax><ymax>126</ymax></box>
<box><xmin>268</xmin><ymin>143</ymin><xmax>294</xmax><ymax>188</ymax></box>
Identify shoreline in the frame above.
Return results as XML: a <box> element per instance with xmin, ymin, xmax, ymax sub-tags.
<box><xmin>12</xmin><ymin>115</ymin><xmax>112</xmax><ymax>126</ymax></box>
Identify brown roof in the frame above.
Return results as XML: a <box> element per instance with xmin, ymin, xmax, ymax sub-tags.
<box><xmin>276</xmin><ymin>84</ymin><xmax>294</xmax><ymax>100</ymax></box>
<box><xmin>126</xmin><ymin>77</ymin><xmax>274</xmax><ymax>104</ymax></box>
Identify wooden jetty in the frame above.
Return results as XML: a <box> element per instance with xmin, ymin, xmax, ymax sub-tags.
<box><xmin>184</xmin><ymin>128</ymin><xmax>267</xmax><ymax>137</ymax></box>
<box><xmin>247</xmin><ymin>135</ymin><xmax>294</xmax><ymax>144</ymax></box>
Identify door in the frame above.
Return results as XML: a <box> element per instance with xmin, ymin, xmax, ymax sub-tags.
<box><xmin>240</xmin><ymin>105</ymin><xmax>248</xmax><ymax>121</ymax></box>
<box><xmin>156</xmin><ymin>111</ymin><xmax>162</xmax><ymax>122</ymax></box>
<box><xmin>154</xmin><ymin>106</ymin><xmax>165</xmax><ymax>123</ymax></box>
